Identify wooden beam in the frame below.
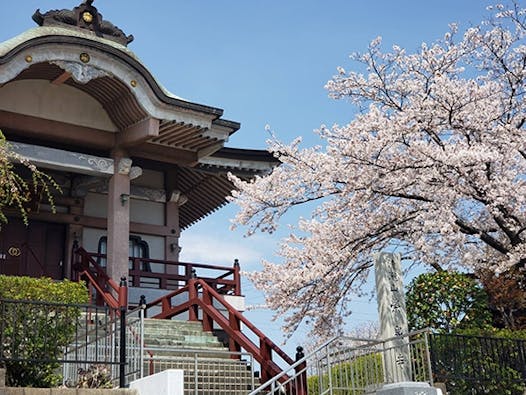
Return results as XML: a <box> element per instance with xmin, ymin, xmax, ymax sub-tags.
<box><xmin>51</xmin><ymin>71</ymin><xmax>72</xmax><ymax>85</ymax></box>
<box><xmin>5</xmin><ymin>210</ymin><xmax>173</xmax><ymax>237</ymax></box>
<box><xmin>129</xmin><ymin>143</ymin><xmax>197</xmax><ymax>166</ymax></box>
<box><xmin>0</xmin><ymin>110</ymin><xmax>115</xmax><ymax>150</ymax></box>
<box><xmin>9</xmin><ymin>142</ymin><xmax>115</xmax><ymax>176</ymax></box>
<box><xmin>116</xmin><ymin>117</ymin><xmax>159</xmax><ymax>148</ymax></box>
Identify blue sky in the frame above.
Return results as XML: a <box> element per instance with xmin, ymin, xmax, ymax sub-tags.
<box><xmin>1</xmin><ymin>1</ymin><xmax>496</xmax><ymax>354</ymax></box>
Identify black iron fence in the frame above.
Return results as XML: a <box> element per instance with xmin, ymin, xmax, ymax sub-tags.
<box><xmin>0</xmin><ymin>298</ymin><xmax>126</xmax><ymax>387</ymax></box>
<box><xmin>429</xmin><ymin>333</ymin><xmax>526</xmax><ymax>395</ymax></box>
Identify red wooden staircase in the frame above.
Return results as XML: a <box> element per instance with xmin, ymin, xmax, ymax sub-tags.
<box><xmin>72</xmin><ymin>246</ymin><xmax>306</xmax><ymax>393</ymax></box>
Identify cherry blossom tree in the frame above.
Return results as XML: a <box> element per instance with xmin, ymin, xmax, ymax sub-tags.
<box><xmin>229</xmin><ymin>3</ymin><xmax>526</xmax><ymax>336</ymax></box>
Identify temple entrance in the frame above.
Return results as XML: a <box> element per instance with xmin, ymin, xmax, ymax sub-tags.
<box><xmin>0</xmin><ymin>218</ymin><xmax>66</xmax><ymax>279</ymax></box>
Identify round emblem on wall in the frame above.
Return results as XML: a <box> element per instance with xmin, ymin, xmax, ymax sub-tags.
<box><xmin>7</xmin><ymin>247</ymin><xmax>21</xmax><ymax>257</ymax></box>
<box><xmin>79</xmin><ymin>53</ymin><xmax>90</xmax><ymax>63</ymax></box>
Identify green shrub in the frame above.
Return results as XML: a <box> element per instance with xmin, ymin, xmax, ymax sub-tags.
<box><xmin>431</xmin><ymin>329</ymin><xmax>526</xmax><ymax>395</ymax></box>
<box><xmin>0</xmin><ymin>275</ymin><xmax>88</xmax><ymax>387</ymax></box>
<box><xmin>308</xmin><ymin>353</ymin><xmax>383</xmax><ymax>395</ymax></box>
<box><xmin>406</xmin><ymin>271</ymin><xmax>491</xmax><ymax>332</ymax></box>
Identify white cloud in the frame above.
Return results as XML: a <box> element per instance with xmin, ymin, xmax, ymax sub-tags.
<box><xmin>179</xmin><ymin>231</ymin><xmax>276</xmax><ymax>271</ymax></box>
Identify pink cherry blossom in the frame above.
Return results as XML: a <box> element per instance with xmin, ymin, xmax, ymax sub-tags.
<box><xmin>229</xmin><ymin>3</ymin><xmax>526</xmax><ymax>337</ymax></box>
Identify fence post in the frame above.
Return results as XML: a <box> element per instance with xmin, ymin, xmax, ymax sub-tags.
<box><xmin>228</xmin><ymin>310</ymin><xmax>241</xmax><ymax>356</ymax></box>
<box><xmin>119</xmin><ymin>276</ymin><xmax>128</xmax><ymax>309</ymax></box>
<box><xmin>71</xmin><ymin>239</ymin><xmax>79</xmax><ymax>281</ymax></box>
<box><xmin>140</xmin><ymin>294</ymin><xmax>147</xmax><ymax>318</ymax></box>
<box><xmin>295</xmin><ymin>346</ymin><xmax>308</xmax><ymax>395</ymax></box>
<box><xmin>139</xmin><ymin>304</ymin><xmax>145</xmax><ymax>378</ymax></box>
<box><xmin>424</xmin><ymin>330</ymin><xmax>434</xmax><ymax>386</ymax></box>
<box><xmin>118</xmin><ymin>277</ymin><xmax>128</xmax><ymax>387</ymax></box>
<box><xmin>119</xmin><ymin>305</ymin><xmax>127</xmax><ymax>387</ymax></box>
<box><xmin>233</xmin><ymin>259</ymin><xmax>241</xmax><ymax>296</ymax></box>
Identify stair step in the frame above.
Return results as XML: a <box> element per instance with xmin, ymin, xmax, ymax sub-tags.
<box><xmin>143</xmin><ymin>319</ymin><xmax>203</xmax><ymax>328</ymax></box>
<box><xmin>143</xmin><ymin>318</ymin><xmax>259</xmax><ymax>392</ymax></box>
<box><xmin>144</xmin><ymin>333</ymin><xmax>219</xmax><ymax>341</ymax></box>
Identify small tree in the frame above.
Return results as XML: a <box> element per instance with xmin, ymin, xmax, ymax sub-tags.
<box><xmin>406</xmin><ymin>271</ymin><xmax>491</xmax><ymax>332</ymax></box>
<box><xmin>476</xmin><ymin>268</ymin><xmax>526</xmax><ymax>330</ymax></box>
<box><xmin>0</xmin><ymin>130</ymin><xmax>59</xmax><ymax>225</ymax></box>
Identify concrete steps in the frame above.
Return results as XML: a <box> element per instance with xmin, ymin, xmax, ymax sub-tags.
<box><xmin>141</xmin><ymin>318</ymin><xmax>259</xmax><ymax>395</ymax></box>
<box><xmin>143</xmin><ymin>319</ymin><xmax>227</xmax><ymax>354</ymax></box>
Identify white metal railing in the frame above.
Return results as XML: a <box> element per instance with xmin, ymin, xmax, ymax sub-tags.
<box><xmin>249</xmin><ymin>329</ymin><xmax>433</xmax><ymax>395</ymax></box>
<box><xmin>62</xmin><ymin>305</ymin><xmax>145</xmax><ymax>387</ymax></box>
<box><xmin>143</xmin><ymin>348</ymin><xmax>256</xmax><ymax>395</ymax></box>
<box><xmin>62</xmin><ymin>307</ymin><xmax>258</xmax><ymax>392</ymax></box>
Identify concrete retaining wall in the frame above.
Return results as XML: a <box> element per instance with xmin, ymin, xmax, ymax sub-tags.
<box><xmin>0</xmin><ymin>369</ymin><xmax>138</xmax><ymax>395</ymax></box>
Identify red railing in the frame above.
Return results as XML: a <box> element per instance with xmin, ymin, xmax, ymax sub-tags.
<box><xmin>72</xmin><ymin>247</ymin><xmax>127</xmax><ymax>309</ymax></box>
<box><xmin>77</xmin><ymin>250</ymin><xmax>241</xmax><ymax>295</ymax></box>
<box><xmin>72</xmin><ymin>247</ymin><xmax>304</xmax><ymax>392</ymax></box>
<box><xmin>145</xmin><ymin>278</ymin><xmax>302</xmax><ymax>389</ymax></box>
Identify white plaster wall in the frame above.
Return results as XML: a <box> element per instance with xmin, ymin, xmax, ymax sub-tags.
<box><xmin>0</xmin><ymin>79</ymin><xmax>117</xmax><ymax>131</ymax></box>
<box><xmin>132</xmin><ymin>169</ymin><xmax>164</xmax><ymax>189</ymax></box>
<box><xmin>83</xmin><ymin>193</ymin><xmax>165</xmax><ymax>258</ymax></box>
<box><xmin>82</xmin><ymin>227</ymin><xmax>106</xmax><ymax>252</ymax></box>
<box><xmin>84</xmin><ymin>192</ymin><xmax>107</xmax><ymax>218</ymax></box>
<box><xmin>83</xmin><ymin>230</ymin><xmax>164</xmax><ymax>262</ymax></box>
<box><xmin>131</xmin><ymin>233</ymin><xmax>164</xmax><ymax>260</ymax></box>
<box><xmin>84</xmin><ymin>193</ymin><xmax>165</xmax><ymax>225</ymax></box>
<box><xmin>130</xmin><ymin>199</ymin><xmax>164</xmax><ymax>226</ymax></box>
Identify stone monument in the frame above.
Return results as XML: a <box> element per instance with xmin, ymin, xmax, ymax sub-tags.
<box><xmin>374</xmin><ymin>252</ymin><xmax>440</xmax><ymax>395</ymax></box>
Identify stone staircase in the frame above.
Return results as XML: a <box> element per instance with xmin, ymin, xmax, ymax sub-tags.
<box><xmin>142</xmin><ymin>318</ymin><xmax>258</xmax><ymax>395</ymax></box>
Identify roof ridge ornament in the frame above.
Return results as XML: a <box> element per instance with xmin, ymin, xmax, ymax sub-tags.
<box><xmin>32</xmin><ymin>0</ymin><xmax>134</xmax><ymax>46</ymax></box>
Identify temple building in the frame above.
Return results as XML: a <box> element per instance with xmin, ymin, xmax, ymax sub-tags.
<box><xmin>0</xmin><ymin>0</ymin><xmax>278</xmax><ymax>289</ymax></box>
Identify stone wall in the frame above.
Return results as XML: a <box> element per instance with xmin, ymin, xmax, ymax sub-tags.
<box><xmin>0</xmin><ymin>369</ymin><xmax>138</xmax><ymax>395</ymax></box>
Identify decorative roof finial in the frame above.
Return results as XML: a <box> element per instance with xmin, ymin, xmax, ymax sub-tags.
<box><xmin>32</xmin><ymin>1</ymin><xmax>134</xmax><ymax>46</ymax></box>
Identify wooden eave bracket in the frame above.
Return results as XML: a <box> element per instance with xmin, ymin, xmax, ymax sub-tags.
<box><xmin>116</xmin><ymin>117</ymin><xmax>160</xmax><ymax>148</ymax></box>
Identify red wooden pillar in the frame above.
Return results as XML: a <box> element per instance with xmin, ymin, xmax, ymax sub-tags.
<box><xmin>202</xmin><ymin>286</ymin><xmax>213</xmax><ymax>332</ymax></box>
<box><xmin>185</xmin><ymin>264</ymin><xmax>193</xmax><ymax>286</ymax></box>
<box><xmin>188</xmin><ymin>276</ymin><xmax>198</xmax><ymax>322</ymax></box>
<box><xmin>229</xmin><ymin>311</ymin><xmax>242</xmax><ymax>357</ymax></box>
<box><xmin>259</xmin><ymin>339</ymin><xmax>272</xmax><ymax>382</ymax></box>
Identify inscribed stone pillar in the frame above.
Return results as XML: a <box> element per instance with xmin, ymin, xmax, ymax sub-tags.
<box><xmin>107</xmin><ymin>157</ymin><xmax>131</xmax><ymax>283</ymax></box>
<box><xmin>374</xmin><ymin>252</ymin><xmax>411</xmax><ymax>383</ymax></box>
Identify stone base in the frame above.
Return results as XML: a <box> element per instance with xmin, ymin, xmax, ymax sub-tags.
<box><xmin>376</xmin><ymin>382</ymin><xmax>441</xmax><ymax>395</ymax></box>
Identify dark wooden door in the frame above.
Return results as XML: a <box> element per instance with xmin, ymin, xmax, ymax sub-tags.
<box><xmin>0</xmin><ymin>218</ymin><xmax>65</xmax><ymax>279</ymax></box>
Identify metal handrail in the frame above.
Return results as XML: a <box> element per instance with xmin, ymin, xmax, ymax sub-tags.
<box><xmin>249</xmin><ymin>329</ymin><xmax>434</xmax><ymax>395</ymax></box>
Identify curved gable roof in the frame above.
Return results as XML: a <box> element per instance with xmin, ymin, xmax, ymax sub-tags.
<box><xmin>0</xmin><ymin>2</ymin><xmax>279</xmax><ymax>228</ymax></box>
